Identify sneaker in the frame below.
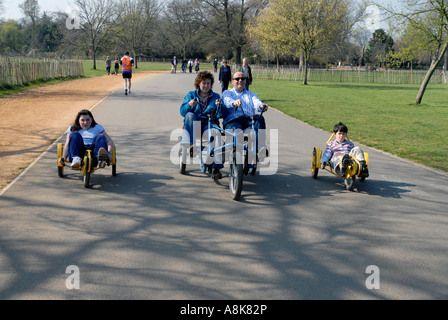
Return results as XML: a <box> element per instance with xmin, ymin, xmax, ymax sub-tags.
<box><xmin>128</xmin><ymin>90</ymin><xmax>131</xmax><ymax>95</ymax></box>
<box><xmin>258</xmin><ymin>146</ymin><xmax>269</xmax><ymax>162</ymax></box>
<box><xmin>125</xmin><ymin>89</ymin><xmax>128</xmax><ymax>96</ymax></box>
<box><xmin>341</xmin><ymin>154</ymin><xmax>351</xmax><ymax>175</ymax></box>
<box><xmin>360</xmin><ymin>161</ymin><xmax>369</xmax><ymax>178</ymax></box>
<box><xmin>212</xmin><ymin>168</ymin><xmax>223</xmax><ymax>180</ymax></box>
<box><xmin>98</xmin><ymin>148</ymin><xmax>107</xmax><ymax>168</ymax></box>
<box><xmin>71</xmin><ymin>156</ymin><xmax>82</xmax><ymax>170</ymax></box>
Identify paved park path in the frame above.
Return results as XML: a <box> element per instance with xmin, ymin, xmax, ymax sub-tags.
<box><xmin>1</xmin><ymin>72</ymin><xmax>447</xmax><ymax>300</ymax></box>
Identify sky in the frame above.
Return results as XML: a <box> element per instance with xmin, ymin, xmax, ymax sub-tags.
<box><xmin>2</xmin><ymin>0</ymin><xmax>73</xmax><ymax>20</ymax></box>
<box><xmin>2</xmin><ymin>0</ymin><xmax>400</xmax><ymax>26</ymax></box>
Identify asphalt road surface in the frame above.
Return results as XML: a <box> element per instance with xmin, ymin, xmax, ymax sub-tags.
<box><xmin>1</xmin><ymin>72</ymin><xmax>447</xmax><ymax>300</ymax></box>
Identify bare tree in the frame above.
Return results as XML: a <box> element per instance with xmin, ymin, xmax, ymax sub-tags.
<box><xmin>74</xmin><ymin>0</ymin><xmax>121</xmax><ymax>69</ymax></box>
<box><xmin>162</xmin><ymin>0</ymin><xmax>202</xmax><ymax>59</ymax></box>
<box><xmin>192</xmin><ymin>0</ymin><xmax>268</xmax><ymax>65</ymax></box>
<box><xmin>19</xmin><ymin>0</ymin><xmax>40</xmax><ymax>26</ymax></box>
<box><xmin>117</xmin><ymin>0</ymin><xmax>162</xmax><ymax>67</ymax></box>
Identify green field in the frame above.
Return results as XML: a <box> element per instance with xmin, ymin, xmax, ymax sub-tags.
<box><xmin>252</xmin><ymin>80</ymin><xmax>448</xmax><ymax>172</ymax></box>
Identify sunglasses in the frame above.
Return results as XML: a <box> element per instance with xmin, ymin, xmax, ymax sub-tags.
<box><xmin>233</xmin><ymin>77</ymin><xmax>246</xmax><ymax>81</ymax></box>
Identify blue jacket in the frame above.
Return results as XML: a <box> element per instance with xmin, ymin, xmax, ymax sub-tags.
<box><xmin>180</xmin><ymin>89</ymin><xmax>223</xmax><ymax>121</ymax></box>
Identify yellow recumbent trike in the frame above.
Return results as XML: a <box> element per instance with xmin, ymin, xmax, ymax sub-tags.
<box><xmin>57</xmin><ymin>143</ymin><xmax>117</xmax><ymax>188</ymax></box>
<box><xmin>312</xmin><ymin>133</ymin><xmax>369</xmax><ymax>191</ymax></box>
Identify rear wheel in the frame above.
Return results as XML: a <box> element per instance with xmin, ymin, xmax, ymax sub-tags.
<box><xmin>83</xmin><ymin>157</ymin><xmax>91</xmax><ymax>188</ymax></box>
<box><xmin>58</xmin><ymin>165</ymin><xmax>64</xmax><ymax>178</ymax></box>
<box><xmin>312</xmin><ymin>148</ymin><xmax>319</xmax><ymax>179</ymax></box>
<box><xmin>179</xmin><ymin>146</ymin><xmax>187</xmax><ymax>174</ymax></box>
<box><xmin>229</xmin><ymin>150</ymin><xmax>243</xmax><ymax>201</ymax></box>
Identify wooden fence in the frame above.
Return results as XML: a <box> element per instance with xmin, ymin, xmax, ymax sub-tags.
<box><xmin>251</xmin><ymin>66</ymin><xmax>448</xmax><ymax>85</ymax></box>
<box><xmin>0</xmin><ymin>58</ymin><xmax>84</xmax><ymax>87</ymax></box>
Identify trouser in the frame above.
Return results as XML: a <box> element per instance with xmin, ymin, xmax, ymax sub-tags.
<box><xmin>221</xmin><ymin>81</ymin><xmax>229</xmax><ymax>93</ymax></box>
<box><xmin>68</xmin><ymin>131</ymin><xmax>108</xmax><ymax>161</ymax></box>
<box><xmin>181</xmin><ymin>113</ymin><xmax>223</xmax><ymax>168</ymax></box>
<box><xmin>224</xmin><ymin>116</ymin><xmax>267</xmax><ymax>151</ymax></box>
<box><xmin>330</xmin><ymin>147</ymin><xmax>365</xmax><ymax>171</ymax></box>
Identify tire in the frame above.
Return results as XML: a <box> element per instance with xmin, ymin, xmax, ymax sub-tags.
<box><xmin>229</xmin><ymin>150</ymin><xmax>243</xmax><ymax>201</ymax></box>
<box><xmin>58</xmin><ymin>165</ymin><xmax>64</xmax><ymax>178</ymax></box>
<box><xmin>345</xmin><ymin>176</ymin><xmax>355</xmax><ymax>191</ymax></box>
<box><xmin>312</xmin><ymin>148</ymin><xmax>319</xmax><ymax>179</ymax></box>
<box><xmin>179</xmin><ymin>146</ymin><xmax>186</xmax><ymax>174</ymax></box>
<box><xmin>112</xmin><ymin>163</ymin><xmax>117</xmax><ymax>176</ymax></box>
<box><xmin>243</xmin><ymin>150</ymin><xmax>249</xmax><ymax>176</ymax></box>
<box><xmin>83</xmin><ymin>157</ymin><xmax>91</xmax><ymax>188</ymax></box>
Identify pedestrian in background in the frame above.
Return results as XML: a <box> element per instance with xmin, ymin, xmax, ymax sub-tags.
<box><xmin>219</xmin><ymin>59</ymin><xmax>232</xmax><ymax>93</ymax></box>
<box><xmin>241</xmin><ymin>58</ymin><xmax>253</xmax><ymax>91</ymax></box>
<box><xmin>105</xmin><ymin>56</ymin><xmax>112</xmax><ymax>75</ymax></box>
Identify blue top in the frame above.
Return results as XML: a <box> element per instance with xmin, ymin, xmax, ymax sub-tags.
<box><xmin>222</xmin><ymin>88</ymin><xmax>264</xmax><ymax>125</ymax></box>
<box><xmin>67</xmin><ymin>124</ymin><xmax>105</xmax><ymax>146</ymax></box>
<box><xmin>219</xmin><ymin>65</ymin><xmax>232</xmax><ymax>82</ymax></box>
<box><xmin>180</xmin><ymin>89</ymin><xmax>222</xmax><ymax>121</ymax></box>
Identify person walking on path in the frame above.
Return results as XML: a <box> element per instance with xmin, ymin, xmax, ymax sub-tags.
<box><xmin>105</xmin><ymin>56</ymin><xmax>112</xmax><ymax>75</ymax></box>
<box><xmin>113</xmin><ymin>57</ymin><xmax>120</xmax><ymax>75</ymax></box>
<box><xmin>213</xmin><ymin>58</ymin><xmax>218</xmax><ymax>73</ymax></box>
<box><xmin>194</xmin><ymin>58</ymin><xmax>200</xmax><ymax>73</ymax></box>
<box><xmin>219</xmin><ymin>60</ymin><xmax>232</xmax><ymax>93</ymax></box>
<box><xmin>120</xmin><ymin>51</ymin><xmax>134</xmax><ymax>96</ymax></box>
<box><xmin>241</xmin><ymin>58</ymin><xmax>253</xmax><ymax>91</ymax></box>
<box><xmin>172</xmin><ymin>56</ymin><xmax>178</xmax><ymax>73</ymax></box>
<box><xmin>188</xmin><ymin>59</ymin><xmax>193</xmax><ymax>73</ymax></box>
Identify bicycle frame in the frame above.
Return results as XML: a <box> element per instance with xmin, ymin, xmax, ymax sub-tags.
<box><xmin>198</xmin><ymin>101</ymin><xmax>266</xmax><ymax>172</ymax></box>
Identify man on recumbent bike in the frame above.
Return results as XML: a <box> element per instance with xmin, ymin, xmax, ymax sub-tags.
<box><xmin>222</xmin><ymin>71</ymin><xmax>270</xmax><ymax>164</ymax></box>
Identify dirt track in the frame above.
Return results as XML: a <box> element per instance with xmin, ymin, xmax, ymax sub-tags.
<box><xmin>0</xmin><ymin>71</ymin><xmax>162</xmax><ymax>190</ymax></box>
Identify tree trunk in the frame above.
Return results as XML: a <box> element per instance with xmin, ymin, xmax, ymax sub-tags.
<box><xmin>303</xmin><ymin>57</ymin><xmax>308</xmax><ymax>85</ymax></box>
<box><xmin>415</xmin><ymin>41</ymin><xmax>448</xmax><ymax>104</ymax></box>
<box><xmin>235</xmin><ymin>46</ymin><xmax>242</xmax><ymax>65</ymax></box>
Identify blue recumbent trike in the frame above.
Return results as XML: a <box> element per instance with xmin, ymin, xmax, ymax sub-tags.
<box><xmin>179</xmin><ymin>99</ymin><xmax>267</xmax><ymax>201</ymax></box>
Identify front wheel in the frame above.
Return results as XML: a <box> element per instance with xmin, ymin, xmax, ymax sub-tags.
<box><xmin>344</xmin><ymin>176</ymin><xmax>355</xmax><ymax>191</ymax></box>
<box><xmin>179</xmin><ymin>146</ymin><xmax>187</xmax><ymax>174</ymax></box>
<box><xmin>83</xmin><ymin>157</ymin><xmax>91</xmax><ymax>188</ymax></box>
<box><xmin>229</xmin><ymin>151</ymin><xmax>243</xmax><ymax>201</ymax></box>
<box><xmin>312</xmin><ymin>148</ymin><xmax>319</xmax><ymax>179</ymax></box>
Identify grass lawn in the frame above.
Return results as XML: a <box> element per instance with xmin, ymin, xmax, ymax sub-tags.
<box><xmin>252</xmin><ymin>80</ymin><xmax>448</xmax><ymax>172</ymax></box>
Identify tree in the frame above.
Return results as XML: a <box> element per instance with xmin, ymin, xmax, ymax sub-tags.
<box><xmin>0</xmin><ymin>20</ymin><xmax>25</xmax><ymax>54</ymax></box>
<box><xmin>117</xmin><ymin>0</ymin><xmax>161</xmax><ymax>68</ymax></box>
<box><xmin>248</xmin><ymin>0</ymin><xmax>365</xmax><ymax>85</ymax></box>
<box><xmin>193</xmin><ymin>0</ymin><xmax>268</xmax><ymax>65</ymax></box>
<box><xmin>74</xmin><ymin>0</ymin><xmax>121</xmax><ymax>69</ymax></box>
<box><xmin>19</xmin><ymin>0</ymin><xmax>40</xmax><ymax>27</ymax></box>
<box><xmin>382</xmin><ymin>0</ymin><xmax>448</xmax><ymax>104</ymax></box>
<box><xmin>162</xmin><ymin>0</ymin><xmax>201</xmax><ymax>59</ymax></box>
<box><xmin>365</xmin><ymin>28</ymin><xmax>394</xmax><ymax>67</ymax></box>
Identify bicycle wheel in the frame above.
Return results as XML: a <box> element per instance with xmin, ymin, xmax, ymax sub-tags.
<box><xmin>179</xmin><ymin>146</ymin><xmax>187</xmax><ymax>174</ymax></box>
<box><xmin>312</xmin><ymin>147</ymin><xmax>319</xmax><ymax>179</ymax></box>
<box><xmin>229</xmin><ymin>150</ymin><xmax>243</xmax><ymax>201</ymax></box>
<box><xmin>344</xmin><ymin>176</ymin><xmax>355</xmax><ymax>191</ymax></box>
<box><xmin>83</xmin><ymin>157</ymin><xmax>91</xmax><ymax>188</ymax></box>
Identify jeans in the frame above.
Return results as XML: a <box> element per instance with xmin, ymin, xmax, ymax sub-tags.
<box><xmin>221</xmin><ymin>81</ymin><xmax>230</xmax><ymax>93</ymax></box>
<box><xmin>181</xmin><ymin>113</ymin><xmax>223</xmax><ymax>169</ymax></box>
<box><xmin>224</xmin><ymin>116</ymin><xmax>267</xmax><ymax>149</ymax></box>
<box><xmin>68</xmin><ymin>131</ymin><xmax>108</xmax><ymax>161</ymax></box>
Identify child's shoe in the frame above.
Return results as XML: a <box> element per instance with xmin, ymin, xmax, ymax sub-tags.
<box><xmin>71</xmin><ymin>156</ymin><xmax>82</xmax><ymax>170</ymax></box>
<box><xmin>341</xmin><ymin>154</ymin><xmax>352</xmax><ymax>175</ymax></box>
<box><xmin>98</xmin><ymin>148</ymin><xmax>108</xmax><ymax>168</ymax></box>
